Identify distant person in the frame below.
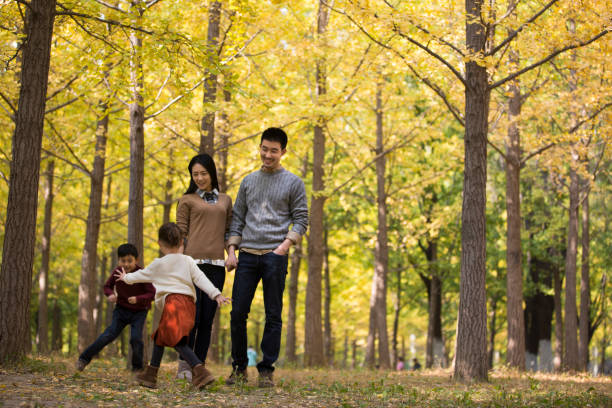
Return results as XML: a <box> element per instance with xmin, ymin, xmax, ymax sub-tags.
<box><xmin>116</xmin><ymin>222</ymin><xmax>230</xmax><ymax>390</ymax></box>
<box><xmin>247</xmin><ymin>346</ymin><xmax>257</xmax><ymax>367</ymax></box>
<box><xmin>412</xmin><ymin>358</ymin><xmax>422</xmax><ymax>370</ymax></box>
<box><xmin>76</xmin><ymin>243</ymin><xmax>155</xmax><ymax>372</ymax></box>
<box><xmin>396</xmin><ymin>356</ymin><xmax>405</xmax><ymax>371</ymax></box>
<box><xmin>175</xmin><ymin>153</ymin><xmax>233</xmax><ymax>380</ymax></box>
<box><xmin>225</xmin><ymin>127</ymin><xmax>308</xmax><ymax>387</ymax></box>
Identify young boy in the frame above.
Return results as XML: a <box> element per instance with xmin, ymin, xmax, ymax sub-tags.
<box><xmin>116</xmin><ymin>222</ymin><xmax>230</xmax><ymax>390</ymax></box>
<box><xmin>76</xmin><ymin>243</ymin><xmax>155</xmax><ymax>371</ymax></box>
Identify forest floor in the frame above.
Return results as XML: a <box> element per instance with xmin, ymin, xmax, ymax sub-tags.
<box><xmin>0</xmin><ymin>355</ymin><xmax>610</xmax><ymax>407</ymax></box>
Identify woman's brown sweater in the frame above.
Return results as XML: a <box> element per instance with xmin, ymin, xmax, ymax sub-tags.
<box><xmin>176</xmin><ymin>192</ymin><xmax>232</xmax><ymax>260</ymax></box>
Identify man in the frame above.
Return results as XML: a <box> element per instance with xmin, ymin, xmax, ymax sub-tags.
<box><xmin>225</xmin><ymin>127</ymin><xmax>308</xmax><ymax>387</ymax></box>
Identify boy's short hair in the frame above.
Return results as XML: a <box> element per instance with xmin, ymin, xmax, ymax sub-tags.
<box><xmin>117</xmin><ymin>243</ymin><xmax>138</xmax><ymax>259</ymax></box>
<box><xmin>158</xmin><ymin>222</ymin><xmax>182</xmax><ymax>248</ymax></box>
<box><xmin>261</xmin><ymin>127</ymin><xmax>287</xmax><ymax>150</ymax></box>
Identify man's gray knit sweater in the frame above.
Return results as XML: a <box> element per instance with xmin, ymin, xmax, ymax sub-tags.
<box><xmin>229</xmin><ymin>167</ymin><xmax>308</xmax><ymax>250</ymax></box>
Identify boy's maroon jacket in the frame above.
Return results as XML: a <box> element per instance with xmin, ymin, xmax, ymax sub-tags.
<box><xmin>103</xmin><ymin>265</ymin><xmax>155</xmax><ymax>311</ymax></box>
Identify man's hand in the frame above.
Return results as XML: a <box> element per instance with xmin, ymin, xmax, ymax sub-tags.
<box><xmin>128</xmin><ymin>296</ymin><xmax>137</xmax><ymax>304</ymax></box>
<box><xmin>273</xmin><ymin>239</ymin><xmax>292</xmax><ymax>256</ymax></box>
<box><xmin>226</xmin><ymin>247</ymin><xmax>238</xmax><ymax>271</ymax></box>
<box><xmin>108</xmin><ymin>294</ymin><xmax>117</xmax><ymax>303</ymax></box>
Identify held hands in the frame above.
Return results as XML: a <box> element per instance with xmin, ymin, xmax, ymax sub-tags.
<box><xmin>225</xmin><ymin>249</ymin><xmax>237</xmax><ymax>272</ymax></box>
<box><xmin>214</xmin><ymin>294</ymin><xmax>231</xmax><ymax>307</ymax></box>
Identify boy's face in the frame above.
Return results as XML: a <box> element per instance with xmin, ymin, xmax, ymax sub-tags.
<box><xmin>118</xmin><ymin>255</ymin><xmax>138</xmax><ymax>273</ymax></box>
<box><xmin>260</xmin><ymin>139</ymin><xmax>285</xmax><ymax>171</ymax></box>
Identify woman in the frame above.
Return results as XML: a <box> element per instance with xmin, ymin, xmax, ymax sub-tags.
<box><xmin>175</xmin><ymin>154</ymin><xmax>232</xmax><ymax>379</ymax></box>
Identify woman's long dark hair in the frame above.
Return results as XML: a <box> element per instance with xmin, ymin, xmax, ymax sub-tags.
<box><xmin>185</xmin><ymin>153</ymin><xmax>219</xmax><ymax>194</ymax></box>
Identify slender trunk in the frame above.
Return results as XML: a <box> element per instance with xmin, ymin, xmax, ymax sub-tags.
<box><xmin>217</xmin><ymin>87</ymin><xmax>231</xmax><ymax>192</ymax></box>
<box><xmin>305</xmin><ymin>0</ymin><xmax>331</xmax><ymax>367</ymax></box>
<box><xmin>286</xmin><ymin>240</ymin><xmax>302</xmax><ymax>364</ymax></box>
<box><xmin>351</xmin><ymin>339</ymin><xmax>357</xmax><ymax>369</ymax></box>
<box><xmin>97</xmin><ymin>255</ymin><xmax>108</xmax><ymax>337</ymax></box>
<box><xmin>455</xmin><ymin>0</ymin><xmax>490</xmax><ymax>381</ymax></box>
<box><xmin>51</xmin><ymin>299</ymin><xmax>62</xmax><ymax>352</ymax></box>
<box><xmin>37</xmin><ymin>160</ymin><xmax>54</xmax><ymax>354</ymax></box>
<box><xmin>600</xmin><ymin>272</ymin><xmax>607</xmax><ymax>372</ymax></box>
<box><xmin>563</xmin><ymin>163</ymin><xmax>580</xmax><ymax>371</ymax></box>
<box><xmin>578</xmin><ymin>193</ymin><xmax>590</xmax><ymax>370</ymax></box>
<box><xmin>553</xmin><ymin>262</ymin><xmax>563</xmax><ymax>371</ymax></box>
<box><xmin>200</xmin><ymin>1</ymin><xmax>221</xmax><ymax>155</ymax></box>
<box><xmin>488</xmin><ymin>295</ymin><xmax>497</xmax><ymax>369</ymax></box>
<box><xmin>505</xmin><ymin>40</ymin><xmax>525</xmax><ymax>370</ymax></box>
<box><xmin>0</xmin><ymin>0</ymin><xmax>56</xmax><ymax>361</ymax></box>
<box><xmin>392</xmin><ymin>263</ymin><xmax>402</xmax><ymax>367</ymax></box>
<box><xmin>78</xmin><ymin>99</ymin><xmax>109</xmax><ymax>353</ymax></box>
<box><xmin>323</xmin><ymin>227</ymin><xmax>333</xmax><ymax>366</ymax></box>
<box><xmin>343</xmin><ymin>331</ymin><xmax>348</xmax><ymax>368</ymax></box>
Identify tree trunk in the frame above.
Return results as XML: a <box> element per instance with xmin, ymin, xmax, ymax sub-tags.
<box><xmin>365</xmin><ymin>80</ymin><xmax>391</xmax><ymax>369</ymax></box>
<box><xmin>37</xmin><ymin>160</ymin><xmax>54</xmax><ymax>354</ymax></box>
<box><xmin>200</xmin><ymin>1</ymin><xmax>221</xmax><ymax>155</ymax></box>
<box><xmin>78</xmin><ymin>99</ymin><xmax>109</xmax><ymax>353</ymax></box>
<box><xmin>51</xmin><ymin>299</ymin><xmax>62</xmax><ymax>352</ymax></box>
<box><xmin>553</xmin><ymin>261</ymin><xmax>563</xmax><ymax>371</ymax></box>
<box><xmin>286</xmin><ymin>154</ymin><xmax>307</xmax><ymax>364</ymax></box>
<box><xmin>505</xmin><ymin>41</ymin><xmax>525</xmax><ymax>370</ymax></box>
<box><xmin>323</xmin><ymin>227</ymin><xmax>333</xmax><ymax>366</ymax></box>
<box><xmin>97</xmin><ymin>255</ymin><xmax>108</xmax><ymax>337</ymax></box>
<box><xmin>454</xmin><ymin>0</ymin><xmax>490</xmax><ymax>381</ymax></box>
<box><xmin>217</xmin><ymin>87</ymin><xmax>231</xmax><ymax>192</ymax></box>
<box><xmin>578</xmin><ymin>193</ymin><xmax>590</xmax><ymax>370</ymax></box>
<box><xmin>392</xmin><ymin>262</ymin><xmax>402</xmax><ymax>367</ymax></box>
<box><xmin>127</xmin><ymin>3</ymin><xmax>145</xmax><ymax>267</ymax></box>
<box><xmin>0</xmin><ymin>0</ymin><xmax>56</xmax><ymax>361</ymax></box>
<box><xmin>304</xmin><ymin>0</ymin><xmax>331</xmax><ymax>367</ymax></box>
<box><xmin>488</xmin><ymin>295</ymin><xmax>497</xmax><ymax>369</ymax></box>
<box><xmin>563</xmin><ymin>163</ymin><xmax>580</xmax><ymax>371</ymax></box>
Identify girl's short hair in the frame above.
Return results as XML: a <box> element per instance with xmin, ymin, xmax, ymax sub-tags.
<box><xmin>158</xmin><ymin>222</ymin><xmax>182</xmax><ymax>248</ymax></box>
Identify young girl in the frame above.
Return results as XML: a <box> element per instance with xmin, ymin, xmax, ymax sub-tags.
<box><xmin>116</xmin><ymin>222</ymin><xmax>230</xmax><ymax>390</ymax></box>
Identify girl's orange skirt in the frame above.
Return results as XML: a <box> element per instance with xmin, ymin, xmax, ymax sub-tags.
<box><xmin>153</xmin><ymin>294</ymin><xmax>195</xmax><ymax>347</ymax></box>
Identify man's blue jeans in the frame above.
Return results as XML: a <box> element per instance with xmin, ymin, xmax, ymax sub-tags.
<box><xmin>230</xmin><ymin>251</ymin><xmax>288</xmax><ymax>373</ymax></box>
<box><xmin>79</xmin><ymin>305</ymin><xmax>147</xmax><ymax>369</ymax></box>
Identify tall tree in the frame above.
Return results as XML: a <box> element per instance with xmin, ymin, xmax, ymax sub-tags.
<box><xmin>305</xmin><ymin>0</ymin><xmax>332</xmax><ymax>367</ymax></box>
<box><xmin>77</xmin><ymin>74</ymin><xmax>111</xmax><ymax>352</ymax></box>
<box><xmin>200</xmin><ymin>1</ymin><xmax>221</xmax><ymax>155</ymax></box>
<box><xmin>37</xmin><ymin>159</ymin><xmax>55</xmax><ymax>354</ymax></box>
<box><xmin>365</xmin><ymin>79</ymin><xmax>391</xmax><ymax>369</ymax></box>
<box><xmin>0</xmin><ymin>0</ymin><xmax>56</xmax><ymax>362</ymax></box>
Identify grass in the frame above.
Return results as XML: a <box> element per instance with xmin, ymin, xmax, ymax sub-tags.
<box><xmin>0</xmin><ymin>355</ymin><xmax>610</xmax><ymax>407</ymax></box>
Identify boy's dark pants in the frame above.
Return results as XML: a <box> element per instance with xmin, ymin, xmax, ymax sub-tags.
<box><xmin>79</xmin><ymin>305</ymin><xmax>147</xmax><ymax>369</ymax></box>
<box><xmin>230</xmin><ymin>251</ymin><xmax>288</xmax><ymax>373</ymax></box>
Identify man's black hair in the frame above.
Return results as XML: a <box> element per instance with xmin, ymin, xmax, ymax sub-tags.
<box><xmin>117</xmin><ymin>243</ymin><xmax>138</xmax><ymax>259</ymax></box>
<box><xmin>261</xmin><ymin>127</ymin><xmax>287</xmax><ymax>150</ymax></box>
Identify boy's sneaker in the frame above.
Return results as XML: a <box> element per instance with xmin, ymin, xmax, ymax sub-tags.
<box><xmin>75</xmin><ymin>359</ymin><xmax>88</xmax><ymax>371</ymax></box>
<box><xmin>257</xmin><ymin>371</ymin><xmax>274</xmax><ymax>388</ymax></box>
<box><xmin>225</xmin><ymin>368</ymin><xmax>247</xmax><ymax>385</ymax></box>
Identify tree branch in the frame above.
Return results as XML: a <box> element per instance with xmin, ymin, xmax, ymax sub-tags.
<box><xmin>93</xmin><ymin>0</ymin><xmax>126</xmax><ymax>13</ymax></box>
<box><xmin>45</xmin><ymin>96</ymin><xmax>80</xmax><ymax>114</ymax></box>
<box><xmin>569</xmin><ymin>102</ymin><xmax>612</xmax><ymax>134</ymax></box>
<box><xmin>145</xmin><ymin>77</ymin><xmax>206</xmax><ymax>120</ymax></box>
<box><xmin>45</xmin><ymin>119</ymin><xmax>91</xmax><ymax>176</ymax></box>
<box><xmin>490</xmin><ymin>30</ymin><xmax>610</xmax><ymax>89</ymax></box>
<box><xmin>0</xmin><ymin>90</ymin><xmax>16</xmax><ymax>115</ymax></box>
<box><xmin>520</xmin><ymin>143</ymin><xmax>555</xmax><ymax>166</ymax></box>
<box><xmin>55</xmin><ymin>3</ymin><xmax>154</xmax><ymax>34</ymax></box>
<box><xmin>488</xmin><ymin>0</ymin><xmax>560</xmax><ymax>56</ymax></box>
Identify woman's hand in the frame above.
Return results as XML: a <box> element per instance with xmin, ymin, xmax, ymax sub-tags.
<box><xmin>214</xmin><ymin>294</ymin><xmax>231</xmax><ymax>306</ymax></box>
<box><xmin>226</xmin><ymin>251</ymin><xmax>238</xmax><ymax>271</ymax></box>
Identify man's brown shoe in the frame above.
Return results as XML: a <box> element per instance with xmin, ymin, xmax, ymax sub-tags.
<box><xmin>225</xmin><ymin>368</ymin><xmax>247</xmax><ymax>385</ymax></box>
<box><xmin>192</xmin><ymin>364</ymin><xmax>215</xmax><ymax>389</ymax></box>
<box><xmin>136</xmin><ymin>365</ymin><xmax>159</xmax><ymax>388</ymax></box>
<box><xmin>258</xmin><ymin>371</ymin><xmax>274</xmax><ymax>388</ymax></box>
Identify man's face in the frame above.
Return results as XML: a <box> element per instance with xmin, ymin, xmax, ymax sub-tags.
<box><xmin>259</xmin><ymin>139</ymin><xmax>285</xmax><ymax>171</ymax></box>
<box><xmin>118</xmin><ymin>255</ymin><xmax>138</xmax><ymax>273</ymax></box>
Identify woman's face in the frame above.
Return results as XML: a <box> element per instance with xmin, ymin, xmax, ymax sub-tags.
<box><xmin>191</xmin><ymin>163</ymin><xmax>212</xmax><ymax>192</ymax></box>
